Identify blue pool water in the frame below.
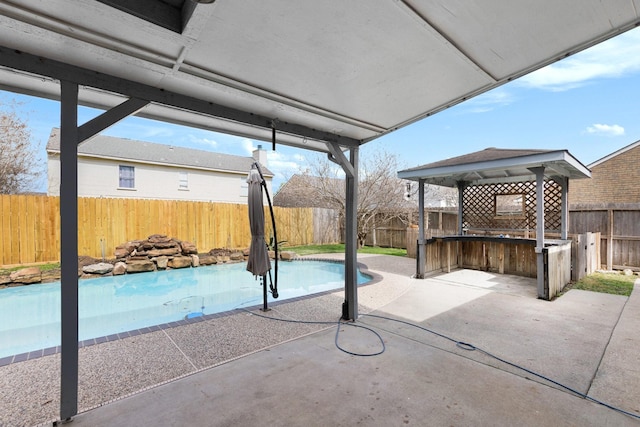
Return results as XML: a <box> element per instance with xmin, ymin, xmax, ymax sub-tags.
<box><xmin>0</xmin><ymin>261</ymin><xmax>370</xmax><ymax>359</ymax></box>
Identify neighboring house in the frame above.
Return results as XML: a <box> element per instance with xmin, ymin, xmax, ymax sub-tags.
<box><xmin>46</xmin><ymin>128</ymin><xmax>273</xmax><ymax>203</ymax></box>
<box><xmin>273</xmin><ymin>174</ymin><xmax>339</xmax><ymax>208</ymax></box>
<box><xmin>570</xmin><ymin>140</ymin><xmax>640</xmax><ymax>205</ymax></box>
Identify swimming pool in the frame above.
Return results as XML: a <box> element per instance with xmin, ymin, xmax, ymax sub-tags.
<box><xmin>0</xmin><ymin>260</ymin><xmax>371</xmax><ymax>359</ymax></box>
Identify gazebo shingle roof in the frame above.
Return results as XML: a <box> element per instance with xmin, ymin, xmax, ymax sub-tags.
<box><xmin>398</xmin><ymin>147</ymin><xmax>590</xmax><ymax>187</ymax></box>
<box><xmin>405</xmin><ymin>148</ymin><xmax>553</xmax><ymax>171</ymax></box>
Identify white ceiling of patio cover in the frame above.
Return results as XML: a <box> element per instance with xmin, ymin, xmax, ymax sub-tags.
<box><xmin>0</xmin><ymin>0</ymin><xmax>639</xmax><ymax>151</ymax></box>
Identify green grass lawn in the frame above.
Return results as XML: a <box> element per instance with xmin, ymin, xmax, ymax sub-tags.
<box><xmin>3</xmin><ymin>252</ymin><xmax>635</xmax><ymax>299</ymax></box>
<box><xmin>283</xmin><ymin>244</ymin><xmax>407</xmax><ymax>257</ymax></box>
<box><xmin>568</xmin><ymin>272</ymin><xmax>636</xmax><ymax>296</ymax></box>
<box><xmin>0</xmin><ymin>262</ymin><xmax>60</xmax><ymax>275</ymax></box>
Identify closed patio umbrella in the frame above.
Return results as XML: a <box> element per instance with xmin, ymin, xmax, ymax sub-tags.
<box><xmin>246</xmin><ymin>164</ymin><xmax>271</xmax><ymax>278</ymax></box>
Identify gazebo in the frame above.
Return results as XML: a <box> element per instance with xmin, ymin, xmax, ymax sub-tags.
<box><xmin>0</xmin><ymin>1</ymin><xmax>636</xmax><ymax>422</ymax></box>
<box><xmin>398</xmin><ymin>148</ymin><xmax>591</xmax><ymax>299</ymax></box>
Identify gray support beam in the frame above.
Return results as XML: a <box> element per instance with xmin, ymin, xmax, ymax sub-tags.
<box><xmin>326</xmin><ymin>143</ymin><xmax>355</xmax><ymax>178</ymax></box>
<box><xmin>0</xmin><ymin>47</ymin><xmax>361</xmax><ymax>148</ymax></box>
<box><xmin>344</xmin><ymin>148</ymin><xmax>359</xmax><ymax>320</ymax></box>
<box><xmin>326</xmin><ymin>142</ymin><xmax>359</xmax><ymax>320</ymax></box>
<box><xmin>78</xmin><ymin>97</ymin><xmax>149</xmax><ymax>142</ymax></box>
<box><xmin>417</xmin><ymin>179</ymin><xmax>425</xmax><ymax>279</ymax></box>
<box><xmin>560</xmin><ymin>177</ymin><xmax>569</xmax><ymax>240</ymax></box>
<box><xmin>60</xmin><ymin>80</ymin><xmax>79</xmax><ymax>422</ymax></box>
<box><xmin>531</xmin><ymin>167</ymin><xmax>546</xmax><ymax>299</ymax></box>
<box><xmin>58</xmin><ymin>91</ymin><xmax>153</xmax><ymax>422</ymax></box>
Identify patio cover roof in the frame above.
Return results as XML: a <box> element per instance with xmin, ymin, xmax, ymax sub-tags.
<box><xmin>0</xmin><ymin>1</ymin><xmax>639</xmax><ymax>152</ymax></box>
<box><xmin>0</xmin><ymin>1</ymin><xmax>636</xmax><ymax>421</ymax></box>
<box><xmin>398</xmin><ymin>148</ymin><xmax>592</xmax><ymax>187</ymax></box>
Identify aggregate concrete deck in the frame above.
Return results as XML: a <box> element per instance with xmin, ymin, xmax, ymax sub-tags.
<box><xmin>1</xmin><ymin>254</ymin><xmax>639</xmax><ymax>426</ymax></box>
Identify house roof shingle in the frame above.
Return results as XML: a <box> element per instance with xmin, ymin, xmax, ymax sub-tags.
<box><xmin>46</xmin><ymin>128</ymin><xmax>273</xmax><ymax>176</ymax></box>
<box><xmin>273</xmin><ymin>174</ymin><xmax>337</xmax><ymax>208</ymax></box>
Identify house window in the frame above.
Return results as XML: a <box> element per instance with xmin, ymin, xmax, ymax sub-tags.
<box><xmin>119</xmin><ymin>165</ymin><xmax>135</xmax><ymax>189</ymax></box>
<box><xmin>240</xmin><ymin>176</ymin><xmax>248</xmax><ymax>198</ymax></box>
<box><xmin>179</xmin><ymin>171</ymin><xmax>188</xmax><ymax>189</ymax></box>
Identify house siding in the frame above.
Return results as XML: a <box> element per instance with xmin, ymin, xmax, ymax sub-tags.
<box><xmin>47</xmin><ymin>154</ymin><xmax>61</xmax><ymax>196</ymax></box>
<box><xmin>48</xmin><ymin>156</ymin><xmax>271</xmax><ymax>203</ymax></box>
<box><xmin>570</xmin><ymin>144</ymin><xmax>640</xmax><ymax>205</ymax></box>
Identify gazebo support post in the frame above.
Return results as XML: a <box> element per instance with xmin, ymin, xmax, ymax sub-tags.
<box><xmin>457</xmin><ymin>181</ymin><xmax>466</xmax><ymax>235</ymax></box>
<box><xmin>416</xmin><ymin>179</ymin><xmax>425</xmax><ymax>279</ymax></box>
<box><xmin>531</xmin><ymin>167</ymin><xmax>546</xmax><ymax>299</ymax></box>
<box><xmin>560</xmin><ymin>177</ymin><xmax>569</xmax><ymax>240</ymax></box>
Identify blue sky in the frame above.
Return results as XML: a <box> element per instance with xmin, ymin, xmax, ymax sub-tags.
<box><xmin>4</xmin><ymin>26</ymin><xmax>640</xmax><ymax>193</ymax></box>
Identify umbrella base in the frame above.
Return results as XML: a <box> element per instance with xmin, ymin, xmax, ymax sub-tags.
<box><xmin>261</xmin><ymin>274</ymin><xmax>269</xmax><ymax>312</ymax></box>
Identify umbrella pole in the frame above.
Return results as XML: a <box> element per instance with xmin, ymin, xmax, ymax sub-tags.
<box><xmin>253</xmin><ymin>161</ymin><xmax>278</xmax><ymax>299</ymax></box>
<box><xmin>261</xmin><ymin>274</ymin><xmax>269</xmax><ymax>311</ymax></box>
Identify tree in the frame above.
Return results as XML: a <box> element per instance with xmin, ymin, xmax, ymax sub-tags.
<box><xmin>299</xmin><ymin>149</ymin><xmax>453</xmax><ymax>247</ymax></box>
<box><xmin>0</xmin><ymin>100</ymin><xmax>43</xmax><ymax>194</ymax></box>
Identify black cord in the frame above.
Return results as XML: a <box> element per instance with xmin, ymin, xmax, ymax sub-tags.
<box><xmin>334</xmin><ymin>321</ymin><xmax>385</xmax><ymax>357</ymax></box>
<box><xmin>239</xmin><ymin>308</ymin><xmax>385</xmax><ymax>357</ymax></box>
<box><xmin>362</xmin><ymin>313</ymin><xmax>640</xmax><ymax>421</ymax></box>
<box><xmin>237</xmin><ymin>305</ymin><xmax>639</xmax><ymax>420</ymax></box>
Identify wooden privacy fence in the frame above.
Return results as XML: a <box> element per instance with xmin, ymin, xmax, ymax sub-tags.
<box><xmin>406</xmin><ymin>227</ymin><xmax>459</xmax><ymax>258</ymax></box>
<box><xmin>0</xmin><ymin>195</ymin><xmax>338</xmax><ymax>266</ymax></box>
<box><xmin>367</xmin><ymin>209</ymin><xmax>458</xmax><ymax>249</ymax></box>
<box><xmin>570</xmin><ymin>204</ymin><xmax>640</xmax><ymax>270</ymax></box>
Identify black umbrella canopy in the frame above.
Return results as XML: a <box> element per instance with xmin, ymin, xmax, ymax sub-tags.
<box><xmin>246</xmin><ymin>165</ymin><xmax>271</xmax><ymax>277</ymax></box>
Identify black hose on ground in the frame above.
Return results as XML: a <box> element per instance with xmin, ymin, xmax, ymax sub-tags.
<box><xmin>239</xmin><ymin>306</ymin><xmax>640</xmax><ymax>421</ymax></box>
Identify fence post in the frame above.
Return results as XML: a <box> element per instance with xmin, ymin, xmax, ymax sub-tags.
<box><xmin>607</xmin><ymin>208</ymin><xmax>613</xmax><ymax>270</ymax></box>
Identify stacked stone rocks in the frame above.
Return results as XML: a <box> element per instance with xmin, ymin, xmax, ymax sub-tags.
<box><xmin>1</xmin><ymin>234</ymin><xmax>298</xmax><ymax>288</ymax></box>
<box><xmin>112</xmin><ymin>234</ymin><xmax>199</xmax><ymax>275</ymax></box>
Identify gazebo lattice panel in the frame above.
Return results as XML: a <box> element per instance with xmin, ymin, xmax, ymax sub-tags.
<box><xmin>462</xmin><ymin>179</ymin><xmax>563</xmax><ymax>233</ymax></box>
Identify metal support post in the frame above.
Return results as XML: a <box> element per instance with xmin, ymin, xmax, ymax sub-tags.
<box><xmin>58</xmin><ymin>87</ymin><xmax>149</xmax><ymax>422</ymax></box>
<box><xmin>416</xmin><ymin>179</ymin><xmax>425</xmax><ymax>279</ymax></box>
<box><xmin>60</xmin><ymin>80</ymin><xmax>79</xmax><ymax>422</ymax></box>
<box><xmin>344</xmin><ymin>147</ymin><xmax>359</xmax><ymax>320</ymax></box>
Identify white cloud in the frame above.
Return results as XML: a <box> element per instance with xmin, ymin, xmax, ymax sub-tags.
<box><xmin>241</xmin><ymin>138</ymin><xmax>256</xmax><ymax>155</ymax></box>
<box><xmin>139</xmin><ymin>126</ymin><xmax>176</xmax><ymax>139</ymax></box>
<box><xmin>265</xmin><ymin>149</ymin><xmax>310</xmax><ymax>191</ymax></box>
<box><xmin>585</xmin><ymin>123</ymin><xmax>625</xmax><ymax>137</ymax></box>
<box><xmin>267</xmin><ymin>150</ymin><xmax>302</xmax><ymax>173</ymax></box>
<box><xmin>518</xmin><ymin>27</ymin><xmax>640</xmax><ymax>91</ymax></box>
<box><xmin>187</xmin><ymin>134</ymin><xmax>218</xmax><ymax>149</ymax></box>
<box><xmin>104</xmin><ymin>121</ymin><xmax>178</xmax><ymax>141</ymax></box>
<box><xmin>460</xmin><ymin>88</ymin><xmax>514</xmax><ymax>113</ymax></box>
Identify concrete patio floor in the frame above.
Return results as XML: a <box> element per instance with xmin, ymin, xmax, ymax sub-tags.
<box><xmin>2</xmin><ymin>254</ymin><xmax>639</xmax><ymax>426</ymax></box>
